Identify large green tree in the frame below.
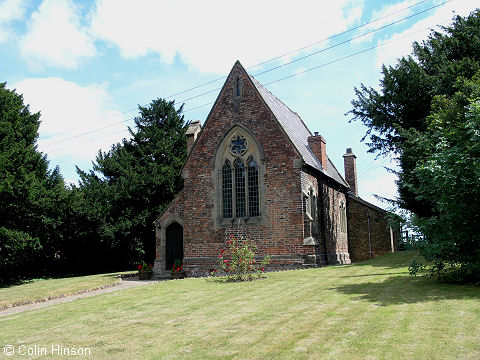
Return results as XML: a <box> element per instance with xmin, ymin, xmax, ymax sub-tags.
<box><xmin>350</xmin><ymin>10</ymin><xmax>480</xmax><ymax>217</ymax></box>
<box><xmin>403</xmin><ymin>74</ymin><xmax>480</xmax><ymax>280</ymax></box>
<box><xmin>349</xmin><ymin>10</ymin><xmax>480</xmax><ymax>281</ymax></box>
<box><xmin>76</xmin><ymin>99</ymin><xmax>187</xmax><ymax>270</ymax></box>
<box><xmin>0</xmin><ymin>83</ymin><xmax>68</xmax><ymax>283</ymax></box>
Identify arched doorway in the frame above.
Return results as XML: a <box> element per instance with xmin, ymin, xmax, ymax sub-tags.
<box><xmin>165</xmin><ymin>222</ymin><xmax>183</xmax><ymax>270</ymax></box>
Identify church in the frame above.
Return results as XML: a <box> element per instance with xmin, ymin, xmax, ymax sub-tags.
<box><xmin>153</xmin><ymin>61</ymin><xmax>398</xmax><ymax>278</ymax></box>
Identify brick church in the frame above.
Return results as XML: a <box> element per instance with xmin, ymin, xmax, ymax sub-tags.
<box><xmin>153</xmin><ymin>61</ymin><xmax>398</xmax><ymax>278</ymax></box>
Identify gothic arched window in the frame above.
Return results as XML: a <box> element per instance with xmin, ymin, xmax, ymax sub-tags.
<box><xmin>215</xmin><ymin>128</ymin><xmax>263</xmax><ymax>223</ymax></box>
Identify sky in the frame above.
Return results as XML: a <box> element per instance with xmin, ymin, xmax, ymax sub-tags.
<box><xmin>1</xmin><ymin>0</ymin><xmax>478</xmax><ymax>209</ymax></box>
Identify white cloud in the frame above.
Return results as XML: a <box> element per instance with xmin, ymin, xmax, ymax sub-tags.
<box><xmin>359</xmin><ymin>171</ymin><xmax>398</xmax><ymax>210</ymax></box>
<box><xmin>352</xmin><ymin>0</ymin><xmax>418</xmax><ymax>45</ymax></box>
<box><xmin>20</xmin><ymin>0</ymin><xmax>96</xmax><ymax>69</ymax></box>
<box><xmin>89</xmin><ymin>0</ymin><xmax>366</xmax><ymax>74</ymax></box>
<box><xmin>0</xmin><ymin>0</ymin><xmax>28</xmax><ymax>42</ymax></box>
<box><xmin>374</xmin><ymin>0</ymin><xmax>479</xmax><ymax>68</ymax></box>
<box><xmin>12</xmin><ymin>78</ymin><xmax>130</xmax><ymax>168</ymax></box>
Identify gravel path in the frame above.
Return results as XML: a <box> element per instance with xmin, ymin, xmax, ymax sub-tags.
<box><xmin>0</xmin><ymin>277</ymin><xmax>160</xmax><ymax>318</ymax></box>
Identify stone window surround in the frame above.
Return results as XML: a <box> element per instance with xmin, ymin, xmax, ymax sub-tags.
<box><xmin>303</xmin><ymin>184</ymin><xmax>317</xmax><ymax>226</ymax></box>
<box><xmin>213</xmin><ymin>124</ymin><xmax>266</xmax><ymax>228</ymax></box>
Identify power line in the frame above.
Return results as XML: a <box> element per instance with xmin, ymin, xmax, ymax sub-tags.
<box><xmin>252</xmin><ymin>0</ymin><xmax>452</xmax><ymax>78</ymax></box>
<box><xmin>46</xmin><ymin>20</ymin><xmax>446</xmax><ymax>154</ymax></box>
<box><xmin>171</xmin><ymin>1</ymin><xmax>454</xmax><ymax>112</ymax></box>
<box><xmin>170</xmin><ymin>0</ymin><xmax>436</xmax><ymax>99</ymax></box>
<box><xmin>41</xmin><ymin>116</ymin><xmax>135</xmax><ymax>149</ymax></box>
<box><xmin>39</xmin><ymin>0</ymin><xmax>442</xmax><ymax>142</ymax></box>
<box><xmin>47</xmin><ymin>128</ymin><xmax>130</xmax><ymax>155</ymax></box>
<box><xmin>45</xmin><ymin>4</ymin><xmax>454</xmax><ymax>153</ymax></box>
<box><xmin>184</xmin><ymin>19</ymin><xmax>450</xmax><ymax>114</ymax></box>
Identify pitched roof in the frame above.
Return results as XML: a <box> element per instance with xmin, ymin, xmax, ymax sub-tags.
<box><xmin>249</xmin><ymin>74</ymin><xmax>349</xmax><ymax>188</ymax></box>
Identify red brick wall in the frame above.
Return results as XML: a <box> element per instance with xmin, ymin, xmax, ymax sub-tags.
<box><xmin>321</xmin><ymin>178</ymin><xmax>350</xmax><ymax>264</ymax></box>
<box><xmin>346</xmin><ymin>195</ymin><xmax>393</xmax><ymax>262</ymax></box>
<box><xmin>171</xmin><ymin>63</ymin><xmax>309</xmax><ymax>276</ymax></box>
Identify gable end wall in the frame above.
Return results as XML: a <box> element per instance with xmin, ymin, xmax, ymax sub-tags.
<box><xmin>179</xmin><ymin>63</ymin><xmax>308</xmax><ymax>276</ymax></box>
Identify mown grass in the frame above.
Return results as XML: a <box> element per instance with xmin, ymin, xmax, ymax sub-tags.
<box><xmin>1</xmin><ymin>252</ymin><xmax>479</xmax><ymax>359</ymax></box>
<box><xmin>0</xmin><ymin>271</ymin><xmax>132</xmax><ymax>308</ymax></box>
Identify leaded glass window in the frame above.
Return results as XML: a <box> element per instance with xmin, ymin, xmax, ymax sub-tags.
<box><xmin>248</xmin><ymin>156</ymin><xmax>259</xmax><ymax>217</ymax></box>
<box><xmin>222</xmin><ymin>160</ymin><xmax>233</xmax><ymax>218</ymax></box>
<box><xmin>235</xmin><ymin>159</ymin><xmax>246</xmax><ymax>218</ymax></box>
<box><xmin>218</xmin><ymin>129</ymin><xmax>262</xmax><ymax>221</ymax></box>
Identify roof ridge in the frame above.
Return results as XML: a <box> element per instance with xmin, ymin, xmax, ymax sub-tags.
<box><xmin>248</xmin><ymin>74</ymin><xmax>313</xmax><ymax>136</ymax></box>
<box><xmin>248</xmin><ymin>72</ymin><xmax>348</xmax><ymax>188</ymax></box>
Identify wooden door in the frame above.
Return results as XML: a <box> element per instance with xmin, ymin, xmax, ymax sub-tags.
<box><xmin>165</xmin><ymin>222</ymin><xmax>183</xmax><ymax>270</ymax></box>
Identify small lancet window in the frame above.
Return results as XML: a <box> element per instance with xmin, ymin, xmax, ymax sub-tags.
<box><xmin>340</xmin><ymin>201</ymin><xmax>347</xmax><ymax>233</ymax></box>
<box><xmin>235</xmin><ymin>77</ymin><xmax>241</xmax><ymax>97</ymax></box>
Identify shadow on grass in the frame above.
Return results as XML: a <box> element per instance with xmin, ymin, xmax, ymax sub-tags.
<box><xmin>341</xmin><ymin>272</ymin><xmax>406</xmax><ymax>278</ymax></box>
<box><xmin>330</xmin><ymin>275</ymin><xmax>480</xmax><ymax>306</ymax></box>
<box><xmin>0</xmin><ymin>279</ymin><xmax>36</xmax><ymax>289</ymax></box>
<box><xmin>351</xmin><ymin>251</ymin><xmax>421</xmax><ymax>270</ymax></box>
<box><xmin>206</xmin><ymin>276</ymin><xmax>267</xmax><ymax>284</ymax></box>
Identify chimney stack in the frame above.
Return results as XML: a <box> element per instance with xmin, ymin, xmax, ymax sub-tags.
<box><xmin>308</xmin><ymin>133</ymin><xmax>327</xmax><ymax>170</ymax></box>
<box><xmin>343</xmin><ymin>148</ymin><xmax>358</xmax><ymax>196</ymax></box>
<box><xmin>186</xmin><ymin>120</ymin><xmax>202</xmax><ymax>154</ymax></box>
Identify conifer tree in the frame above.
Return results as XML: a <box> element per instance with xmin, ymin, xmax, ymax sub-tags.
<box><xmin>0</xmin><ymin>83</ymin><xmax>67</xmax><ymax>282</ymax></box>
<box><xmin>77</xmin><ymin>99</ymin><xmax>187</xmax><ymax>269</ymax></box>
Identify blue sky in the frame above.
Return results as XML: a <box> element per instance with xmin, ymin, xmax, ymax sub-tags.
<box><xmin>1</xmin><ymin>0</ymin><xmax>478</xmax><ymax>208</ymax></box>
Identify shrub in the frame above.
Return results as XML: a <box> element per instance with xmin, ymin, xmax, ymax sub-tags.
<box><xmin>213</xmin><ymin>234</ymin><xmax>270</xmax><ymax>282</ymax></box>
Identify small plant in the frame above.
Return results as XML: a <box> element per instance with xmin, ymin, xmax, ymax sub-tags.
<box><xmin>214</xmin><ymin>233</ymin><xmax>270</xmax><ymax>282</ymax></box>
<box><xmin>408</xmin><ymin>259</ymin><xmax>425</xmax><ymax>277</ymax></box>
<box><xmin>137</xmin><ymin>261</ymin><xmax>152</xmax><ymax>273</ymax></box>
<box><xmin>171</xmin><ymin>259</ymin><xmax>183</xmax><ymax>273</ymax></box>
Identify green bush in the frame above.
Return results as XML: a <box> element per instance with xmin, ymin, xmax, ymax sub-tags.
<box><xmin>213</xmin><ymin>233</ymin><xmax>270</xmax><ymax>282</ymax></box>
<box><xmin>0</xmin><ymin>227</ymin><xmax>42</xmax><ymax>284</ymax></box>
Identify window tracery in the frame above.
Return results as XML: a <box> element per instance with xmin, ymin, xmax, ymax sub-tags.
<box><xmin>217</xmin><ymin>129</ymin><xmax>261</xmax><ymax>221</ymax></box>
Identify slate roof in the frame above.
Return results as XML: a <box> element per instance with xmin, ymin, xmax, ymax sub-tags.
<box><xmin>249</xmin><ymin>74</ymin><xmax>349</xmax><ymax>188</ymax></box>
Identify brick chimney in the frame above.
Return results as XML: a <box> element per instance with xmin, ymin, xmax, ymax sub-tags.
<box><xmin>343</xmin><ymin>148</ymin><xmax>358</xmax><ymax>196</ymax></box>
<box><xmin>308</xmin><ymin>132</ymin><xmax>327</xmax><ymax>170</ymax></box>
<box><xmin>186</xmin><ymin>120</ymin><xmax>201</xmax><ymax>154</ymax></box>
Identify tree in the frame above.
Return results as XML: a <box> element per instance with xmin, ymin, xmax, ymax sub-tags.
<box><xmin>76</xmin><ymin>99</ymin><xmax>187</xmax><ymax>270</ymax></box>
<box><xmin>349</xmin><ymin>11</ymin><xmax>480</xmax><ymax>281</ymax></box>
<box><xmin>0</xmin><ymin>83</ymin><xmax>68</xmax><ymax>283</ymax></box>
<box><xmin>403</xmin><ymin>74</ymin><xmax>480</xmax><ymax>281</ymax></box>
<box><xmin>349</xmin><ymin>10</ymin><xmax>480</xmax><ymax>217</ymax></box>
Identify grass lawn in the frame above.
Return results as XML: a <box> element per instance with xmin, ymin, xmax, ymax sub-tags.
<box><xmin>1</xmin><ymin>252</ymin><xmax>479</xmax><ymax>359</ymax></box>
<box><xmin>0</xmin><ymin>271</ymin><xmax>133</xmax><ymax>309</ymax></box>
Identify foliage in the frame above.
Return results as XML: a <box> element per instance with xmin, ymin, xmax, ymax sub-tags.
<box><xmin>402</xmin><ymin>74</ymin><xmax>480</xmax><ymax>282</ymax></box>
<box><xmin>0</xmin><ymin>84</ymin><xmax>187</xmax><ymax>281</ymax></box>
<box><xmin>350</xmin><ymin>11</ymin><xmax>480</xmax><ymax>281</ymax></box>
<box><xmin>137</xmin><ymin>261</ymin><xmax>153</xmax><ymax>273</ymax></box>
<box><xmin>76</xmin><ymin>98</ymin><xmax>188</xmax><ymax>271</ymax></box>
<box><xmin>214</xmin><ymin>233</ymin><xmax>270</xmax><ymax>282</ymax></box>
<box><xmin>408</xmin><ymin>259</ymin><xmax>425</xmax><ymax>277</ymax></box>
<box><xmin>171</xmin><ymin>259</ymin><xmax>183</xmax><ymax>273</ymax></box>
<box><xmin>349</xmin><ymin>10</ymin><xmax>480</xmax><ymax>217</ymax></box>
<box><xmin>0</xmin><ymin>83</ymin><xmax>69</xmax><ymax>284</ymax></box>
